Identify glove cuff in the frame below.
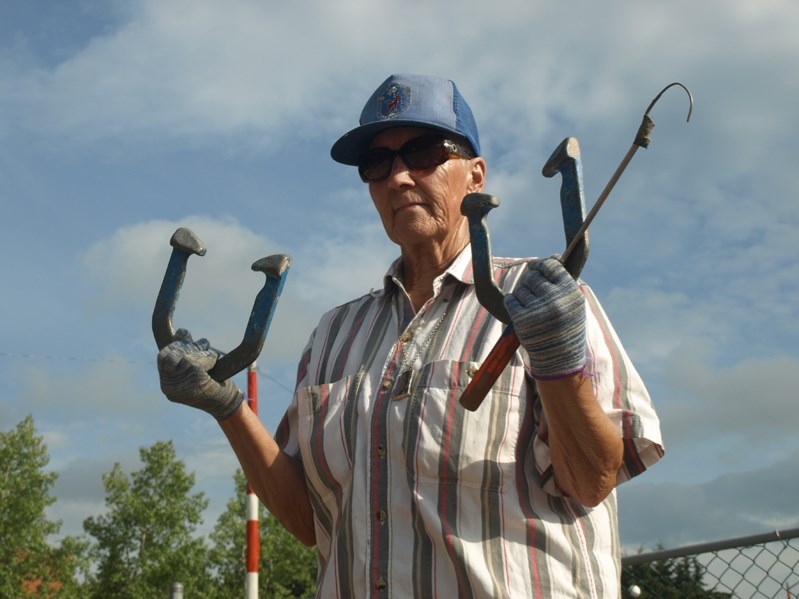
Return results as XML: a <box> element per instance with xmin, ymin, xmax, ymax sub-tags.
<box><xmin>214</xmin><ymin>389</ymin><xmax>245</xmax><ymax>421</ymax></box>
<box><xmin>531</xmin><ymin>358</ymin><xmax>590</xmax><ymax>381</ymax></box>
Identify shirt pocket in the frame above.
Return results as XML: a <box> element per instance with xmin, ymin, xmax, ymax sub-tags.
<box><xmin>402</xmin><ymin>359</ymin><xmax>524</xmax><ymax>493</ymax></box>
<box><xmin>295</xmin><ymin>372</ymin><xmax>361</xmax><ymax>505</ymax></box>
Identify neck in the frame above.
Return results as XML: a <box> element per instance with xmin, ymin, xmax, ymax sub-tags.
<box><xmin>400</xmin><ymin>233</ymin><xmax>468</xmax><ymax>311</ymax></box>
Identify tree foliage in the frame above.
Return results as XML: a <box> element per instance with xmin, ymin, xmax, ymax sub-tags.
<box><xmin>207</xmin><ymin>469</ymin><xmax>249</xmax><ymax>595</ymax></box>
<box><xmin>2</xmin><ymin>416</ymin><xmax>318</xmax><ymax>596</ymax></box>
<box><xmin>260</xmin><ymin>508</ymin><xmax>317</xmax><ymax>597</ymax></box>
<box><xmin>0</xmin><ymin>415</ymin><xmax>88</xmax><ymax>598</ymax></box>
<box><xmin>83</xmin><ymin>440</ymin><xmax>211</xmax><ymax>598</ymax></box>
<box><xmin>208</xmin><ymin>469</ymin><xmax>317</xmax><ymax>598</ymax></box>
<box><xmin>622</xmin><ymin>550</ymin><xmax>732</xmax><ymax>598</ymax></box>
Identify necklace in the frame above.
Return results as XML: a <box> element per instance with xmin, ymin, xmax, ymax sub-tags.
<box><xmin>391</xmin><ymin>292</ymin><xmax>451</xmax><ymax>401</ymax></box>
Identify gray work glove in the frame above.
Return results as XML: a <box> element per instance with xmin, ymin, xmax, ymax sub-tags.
<box><xmin>504</xmin><ymin>256</ymin><xmax>587</xmax><ymax>380</ymax></box>
<box><xmin>157</xmin><ymin>332</ymin><xmax>244</xmax><ymax>420</ymax></box>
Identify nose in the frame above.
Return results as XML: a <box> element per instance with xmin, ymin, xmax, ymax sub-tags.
<box><xmin>384</xmin><ymin>154</ymin><xmax>415</xmax><ymax>189</ymax></box>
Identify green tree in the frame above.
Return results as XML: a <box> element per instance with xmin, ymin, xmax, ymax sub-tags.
<box><xmin>83</xmin><ymin>440</ymin><xmax>211</xmax><ymax>598</ymax></box>
<box><xmin>208</xmin><ymin>469</ymin><xmax>317</xmax><ymax>598</ymax></box>
<box><xmin>261</xmin><ymin>507</ymin><xmax>317</xmax><ymax>598</ymax></box>
<box><xmin>622</xmin><ymin>549</ymin><xmax>732</xmax><ymax>598</ymax></box>
<box><xmin>0</xmin><ymin>415</ymin><xmax>88</xmax><ymax>597</ymax></box>
<box><xmin>207</xmin><ymin>470</ymin><xmax>249</xmax><ymax>596</ymax></box>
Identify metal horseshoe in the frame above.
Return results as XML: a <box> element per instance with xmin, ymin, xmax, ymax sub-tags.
<box><xmin>460</xmin><ymin>82</ymin><xmax>694</xmax><ymax>411</ymax></box>
<box><xmin>152</xmin><ymin>227</ymin><xmax>291</xmax><ymax>381</ymax></box>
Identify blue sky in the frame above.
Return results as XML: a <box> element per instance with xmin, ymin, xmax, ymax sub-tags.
<box><xmin>2</xmin><ymin>0</ymin><xmax>797</xmax><ymax>553</ymax></box>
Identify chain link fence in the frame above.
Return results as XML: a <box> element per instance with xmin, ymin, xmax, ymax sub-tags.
<box><xmin>622</xmin><ymin>527</ymin><xmax>799</xmax><ymax>598</ymax></box>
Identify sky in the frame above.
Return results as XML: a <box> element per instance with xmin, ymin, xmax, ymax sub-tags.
<box><xmin>1</xmin><ymin>0</ymin><xmax>797</xmax><ymax>557</ymax></box>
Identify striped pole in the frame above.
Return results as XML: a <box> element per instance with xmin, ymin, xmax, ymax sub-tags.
<box><xmin>245</xmin><ymin>361</ymin><xmax>260</xmax><ymax>599</ymax></box>
<box><xmin>169</xmin><ymin>582</ymin><xmax>183</xmax><ymax>599</ymax></box>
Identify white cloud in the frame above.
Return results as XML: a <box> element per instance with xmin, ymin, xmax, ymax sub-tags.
<box><xmin>619</xmin><ymin>448</ymin><xmax>799</xmax><ymax>549</ymax></box>
<box><xmin>3</xmin><ymin>0</ymin><xmax>793</xmax><ymax>156</ymax></box>
<box><xmin>81</xmin><ymin>213</ymin><xmax>396</xmax><ymax>364</ymax></box>
<box><xmin>662</xmin><ymin>350</ymin><xmax>799</xmax><ymax>445</ymax></box>
<box><xmin>3</xmin><ymin>0</ymin><xmax>799</xmax><ymax>556</ymax></box>
<box><xmin>8</xmin><ymin>358</ymin><xmax>154</xmax><ymax>419</ymax></box>
<box><xmin>82</xmin><ymin>216</ymin><xmax>277</xmax><ymax>310</ymax></box>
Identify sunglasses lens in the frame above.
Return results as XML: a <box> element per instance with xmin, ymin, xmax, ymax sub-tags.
<box><xmin>357</xmin><ymin>136</ymin><xmax>469</xmax><ymax>183</ymax></box>
<box><xmin>358</xmin><ymin>148</ymin><xmax>394</xmax><ymax>182</ymax></box>
<box><xmin>402</xmin><ymin>138</ymin><xmax>449</xmax><ymax>170</ymax></box>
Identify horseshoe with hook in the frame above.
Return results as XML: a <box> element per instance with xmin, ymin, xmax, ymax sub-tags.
<box><xmin>460</xmin><ymin>82</ymin><xmax>694</xmax><ymax>411</ymax></box>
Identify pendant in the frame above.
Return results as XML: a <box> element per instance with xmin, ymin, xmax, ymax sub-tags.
<box><xmin>392</xmin><ymin>369</ymin><xmax>414</xmax><ymax>401</ymax></box>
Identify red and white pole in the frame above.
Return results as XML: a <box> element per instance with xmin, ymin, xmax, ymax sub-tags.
<box><xmin>245</xmin><ymin>362</ymin><xmax>260</xmax><ymax>599</ymax></box>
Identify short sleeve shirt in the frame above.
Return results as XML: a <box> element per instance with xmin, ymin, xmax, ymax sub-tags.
<box><xmin>275</xmin><ymin>245</ymin><xmax>663</xmax><ymax>598</ymax></box>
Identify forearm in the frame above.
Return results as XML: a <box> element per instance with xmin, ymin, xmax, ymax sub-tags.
<box><xmin>537</xmin><ymin>373</ymin><xmax>623</xmax><ymax>507</ymax></box>
<box><xmin>218</xmin><ymin>402</ymin><xmax>316</xmax><ymax>546</ymax></box>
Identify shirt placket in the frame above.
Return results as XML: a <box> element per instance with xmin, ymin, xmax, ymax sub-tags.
<box><xmin>369</xmin><ymin>303</ymin><xmax>412</xmax><ymax>595</ymax></box>
<box><xmin>369</xmin><ymin>282</ymin><xmax>450</xmax><ymax>596</ymax></box>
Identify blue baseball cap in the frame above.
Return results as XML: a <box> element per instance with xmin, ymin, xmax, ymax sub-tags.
<box><xmin>331</xmin><ymin>74</ymin><xmax>481</xmax><ymax>165</ymax></box>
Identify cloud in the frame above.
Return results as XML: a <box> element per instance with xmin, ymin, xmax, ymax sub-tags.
<box><xmin>3</xmin><ymin>0</ymin><xmax>799</xmax><ymax>560</ymax></box>
<box><xmin>81</xmin><ymin>215</ymin><xmax>299</xmax><ymax>361</ymax></box>
<box><xmin>47</xmin><ymin>451</ymin><xmax>139</xmax><ymax>540</ymax></box>
<box><xmin>47</xmin><ymin>431</ymin><xmax>242</xmax><ymax>540</ymax></box>
<box><xmin>661</xmin><ymin>350</ymin><xmax>799</xmax><ymax>445</ymax></box>
<box><xmin>82</xmin><ymin>215</ymin><xmax>279</xmax><ymax>314</ymax></box>
<box><xmin>619</xmin><ymin>448</ymin><xmax>799</xmax><ymax>550</ymax></box>
<box><xmin>7</xmin><ymin>357</ymin><xmax>156</xmax><ymax>421</ymax></box>
<box><xmin>3</xmin><ymin>0</ymin><xmax>794</xmax><ymax>157</ymax></box>
<box><xmin>80</xmin><ymin>213</ymin><xmax>395</xmax><ymax>363</ymax></box>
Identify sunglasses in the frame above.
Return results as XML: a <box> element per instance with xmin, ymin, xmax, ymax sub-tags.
<box><xmin>358</xmin><ymin>135</ymin><xmax>474</xmax><ymax>183</ymax></box>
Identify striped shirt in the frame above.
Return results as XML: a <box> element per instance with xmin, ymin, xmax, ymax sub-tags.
<box><xmin>275</xmin><ymin>245</ymin><xmax>663</xmax><ymax>598</ymax></box>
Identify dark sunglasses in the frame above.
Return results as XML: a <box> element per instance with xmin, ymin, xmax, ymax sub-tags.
<box><xmin>358</xmin><ymin>135</ymin><xmax>474</xmax><ymax>183</ymax></box>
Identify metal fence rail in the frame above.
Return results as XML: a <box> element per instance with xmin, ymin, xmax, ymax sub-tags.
<box><xmin>621</xmin><ymin>528</ymin><xmax>799</xmax><ymax>599</ymax></box>
<box><xmin>622</xmin><ymin>527</ymin><xmax>799</xmax><ymax>598</ymax></box>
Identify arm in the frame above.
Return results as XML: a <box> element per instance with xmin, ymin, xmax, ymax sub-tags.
<box><xmin>505</xmin><ymin>257</ymin><xmax>624</xmax><ymax>506</ymax></box>
<box><xmin>157</xmin><ymin>335</ymin><xmax>315</xmax><ymax>544</ymax></box>
<box><xmin>536</xmin><ymin>374</ymin><xmax>623</xmax><ymax>506</ymax></box>
<box><xmin>219</xmin><ymin>402</ymin><xmax>316</xmax><ymax>545</ymax></box>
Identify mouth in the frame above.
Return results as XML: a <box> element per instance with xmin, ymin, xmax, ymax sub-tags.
<box><xmin>394</xmin><ymin>201</ymin><xmax>426</xmax><ymax>214</ymax></box>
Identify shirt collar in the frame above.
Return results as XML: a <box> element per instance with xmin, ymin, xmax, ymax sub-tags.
<box><xmin>381</xmin><ymin>244</ymin><xmax>475</xmax><ymax>296</ymax></box>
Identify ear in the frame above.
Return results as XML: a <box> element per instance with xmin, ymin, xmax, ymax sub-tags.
<box><xmin>467</xmin><ymin>157</ymin><xmax>487</xmax><ymax>193</ymax></box>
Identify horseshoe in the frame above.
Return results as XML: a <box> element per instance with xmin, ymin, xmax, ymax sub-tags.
<box><xmin>152</xmin><ymin>227</ymin><xmax>291</xmax><ymax>381</ymax></box>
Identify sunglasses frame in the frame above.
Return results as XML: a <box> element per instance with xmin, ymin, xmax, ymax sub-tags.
<box><xmin>358</xmin><ymin>134</ymin><xmax>474</xmax><ymax>183</ymax></box>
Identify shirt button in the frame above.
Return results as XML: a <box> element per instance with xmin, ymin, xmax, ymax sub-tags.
<box><xmin>400</xmin><ymin>331</ymin><xmax>413</xmax><ymax>343</ymax></box>
<box><xmin>375</xmin><ymin>578</ymin><xmax>387</xmax><ymax>590</ymax></box>
<box><xmin>376</xmin><ymin>510</ymin><xmax>387</xmax><ymax>524</ymax></box>
<box><xmin>382</xmin><ymin>379</ymin><xmax>392</xmax><ymax>390</ymax></box>
<box><xmin>468</xmin><ymin>364</ymin><xmax>479</xmax><ymax>377</ymax></box>
<box><xmin>377</xmin><ymin>445</ymin><xmax>386</xmax><ymax>457</ymax></box>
